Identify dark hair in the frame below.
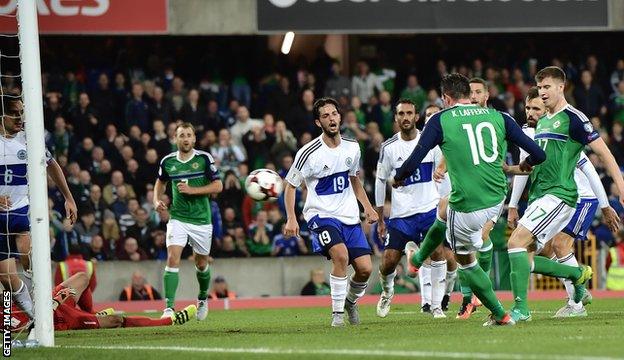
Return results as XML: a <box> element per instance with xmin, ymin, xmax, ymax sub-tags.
<box><xmin>535</xmin><ymin>66</ymin><xmax>566</xmax><ymax>83</ymax></box>
<box><xmin>313</xmin><ymin>97</ymin><xmax>340</xmax><ymax>120</ymax></box>
<box><xmin>440</xmin><ymin>73</ymin><xmax>471</xmax><ymax>100</ymax></box>
<box><xmin>175</xmin><ymin>122</ymin><xmax>196</xmax><ymax>134</ymax></box>
<box><xmin>395</xmin><ymin>98</ymin><xmax>417</xmax><ymax>113</ymax></box>
<box><xmin>526</xmin><ymin>86</ymin><xmax>540</xmax><ymax>101</ymax></box>
<box><xmin>469</xmin><ymin>77</ymin><xmax>488</xmax><ymax>91</ymax></box>
<box><xmin>425</xmin><ymin>104</ymin><xmax>441</xmax><ymax>113</ymax></box>
<box><xmin>1</xmin><ymin>94</ymin><xmax>21</xmax><ymax>117</ymax></box>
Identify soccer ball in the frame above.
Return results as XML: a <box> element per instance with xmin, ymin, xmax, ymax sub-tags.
<box><xmin>245</xmin><ymin>169</ymin><xmax>284</xmax><ymax>201</ymax></box>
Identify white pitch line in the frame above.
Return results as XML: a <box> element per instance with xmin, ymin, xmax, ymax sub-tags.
<box><xmin>393</xmin><ymin>311</ymin><xmax>624</xmax><ymax>315</ymax></box>
<box><xmin>60</xmin><ymin>345</ymin><xmax>624</xmax><ymax>360</ymax></box>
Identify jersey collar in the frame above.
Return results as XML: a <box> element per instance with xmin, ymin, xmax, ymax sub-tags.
<box><xmin>546</xmin><ymin>104</ymin><xmax>569</xmax><ymax>119</ymax></box>
<box><xmin>176</xmin><ymin>150</ymin><xmax>197</xmax><ymax>163</ymax></box>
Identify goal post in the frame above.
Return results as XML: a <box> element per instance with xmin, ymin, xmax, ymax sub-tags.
<box><xmin>17</xmin><ymin>0</ymin><xmax>53</xmax><ymax>347</ymax></box>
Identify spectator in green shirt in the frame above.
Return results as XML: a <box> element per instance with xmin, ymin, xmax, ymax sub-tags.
<box><xmin>400</xmin><ymin>75</ymin><xmax>426</xmax><ymax>111</ymax></box>
<box><xmin>246</xmin><ymin>210</ymin><xmax>273</xmax><ymax>256</ymax></box>
<box><xmin>301</xmin><ymin>268</ymin><xmax>331</xmax><ymax>296</ymax></box>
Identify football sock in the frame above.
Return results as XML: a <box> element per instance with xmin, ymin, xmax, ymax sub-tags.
<box><xmin>123</xmin><ymin>316</ymin><xmax>173</xmax><ymax>327</ymax></box>
<box><xmin>508</xmin><ymin>248</ymin><xmax>530</xmax><ymax>315</ymax></box>
<box><xmin>557</xmin><ymin>253</ymin><xmax>582</xmax><ymax>308</ymax></box>
<box><xmin>379</xmin><ymin>270</ymin><xmax>396</xmax><ymax>296</ymax></box>
<box><xmin>13</xmin><ymin>280</ymin><xmax>34</xmax><ymax>318</ymax></box>
<box><xmin>346</xmin><ymin>276</ymin><xmax>368</xmax><ymax>304</ymax></box>
<box><xmin>533</xmin><ymin>255</ymin><xmax>582</xmax><ymax>281</ymax></box>
<box><xmin>164</xmin><ymin>266</ymin><xmax>179</xmax><ymax>309</ymax></box>
<box><xmin>411</xmin><ymin>219</ymin><xmax>446</xmax><ymax>267</ymax></box>
<box><xmin>445</xmin><ymin>269</ymin><xmax>457</xmax><ymax>296</ymax></box>
<box><xmin>196</xmin><ymin>265</ymin><xmax>211</xmax><ymax>300</ymax></box>
<box><xmin>419</xmin><ymin>264</ymin><xmax>432</xmax><ymax>306</ymax></box>
<box><xmin>459</xmin><ymin>261</ymin><xmax>506</xmax><ymax>320</ymax></box>
<box><xmin>478</xmin><ymin>238</ymin><xmax>493</xmax><ymax>273</ymax></box>
<box><xmin>431</xmin><ymin>260</ymin><xmax>447</xmax><ymax>309</ymax></box>
<box><xmin>78</xmin><ymin>287</ymin><xmax>94</xmax><ymax>313</ymax></box>
<box><xmin>330</xmin><ymin>274</ymin><xmax>348</xmax><ymax>313</ymax></box>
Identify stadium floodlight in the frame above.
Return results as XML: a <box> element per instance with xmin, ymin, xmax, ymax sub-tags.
<box><xmin>281</xmin><ymin>31</ymin><xmax>295</xmax><ymax>55</ymax></box>
<box><xmin>17</xmin><ymin>0</ymin><xmax>54</xmax><ymax>347</ymax></box>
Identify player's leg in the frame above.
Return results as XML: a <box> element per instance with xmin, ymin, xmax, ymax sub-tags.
<box><xmin>162</xmin><ymin>219</ymin><xmax>187</xmax><ymax>317</ymax></box>
<box><xmin>420</xmin><ymin>209</ymin><xmax>447</xmax><ymax>317</ymax></box>
<box><xmin>15</xmin><ymin>233</ymin><xmax>31</xmax><ymax>281</ymax></box>
<box><xmin>344</xmin><ymin>224</ymin><xmax>372</xmax><ymax>325</ymax></box>
<box><xmin>115</xmin><ymin>304</ymin><xmax>198</xmax><ymax>328</ymax></box>
<box><xmin>458</xmin><ymin>220</ymin><xmax>494</xmax><ymax>319</ymax></box>
<box><xmin>418</xmin><ymin>260</ymin><xmax>432</xmax><ymax>312</ymax></box>
<box><xmin>377</xmin><ymin>247</ymin><xmax>402</xmax><ymax>317</ymax></box>
<box><xmin>407</xmin><ymin>197</ymin><xmax>449</xmax><ymax>271</ymax></box>
<box><xmin>189</xmin><ymin>223</ymin><xmax>214</xmax><ymax>321</ymax></box>
<box><xmin>327</xmin><ymin>242</ymin><xmax>349</xmax><ymax>327</ymax></box>
<box><xmin>443</xmin><ymin>246</ymin><xmax>457</xmax><ymax>311</ymax></box>
<box><xmin>0</xmin><ymin>257</ymin><xmax>33</xmax><ymax>318</ymax></box>
<box><xmin>58</xmin><ymin>271</ymin><xmax>93</xmax><ymax>313</ymax></box>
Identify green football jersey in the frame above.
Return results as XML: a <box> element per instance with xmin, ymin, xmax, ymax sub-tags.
<box><xmin>529</xmin><ymin>105</ymin><xmax>599</xmax><ymax>207</ymax></box>
<box><xmin>439</xmin><ymin>104</ymin><xmax>509</xmax><ymax>212</ymax></box>
<box><xmin>158</xmin><ymin>149</ymin><xmax>220</xmax><ymax>225</ymax></box>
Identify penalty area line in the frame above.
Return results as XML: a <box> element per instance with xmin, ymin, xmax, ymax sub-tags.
<box><xmin>60</xmin><ymin>345</ymin><xmax>624</xmax><ymax>360</ymax></box>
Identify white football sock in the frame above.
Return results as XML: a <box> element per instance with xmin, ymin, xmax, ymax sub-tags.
<box><xmin>330</xmin><ymin>274</ymin><xmax>348</xmax><ymax>313</ymax></box>
<box><xmin>431</xmin><ymin>260</ymin><xmax>447</xmax><ymax>309</ymax></box>
<box><xmin>13</xmin><ymin>280</ymin><xmax>34</xmax><ymax>318</ymax></box>
<box><xmin>346</xmin><ymin>276</ymin><xmax>368</xmax><ymax>304</ymax></box>
<box><xmin>558</xmin><ymin>253</ymin><xmax>582</xmax><ymax>309</ymax></box>
<box><xmin>419</xmin><ymin>264</ymin><xmax>432</xmax><ymax>306</ymax></box>
<box><xmin>379</xmin><ymin>270</ymin><xmax>396</xmax><ymax>296</ymax></box>
<box><xmin>445</xmin><ymin>269</ymin><xmax>458</xmax><ymax>296</ymax></box>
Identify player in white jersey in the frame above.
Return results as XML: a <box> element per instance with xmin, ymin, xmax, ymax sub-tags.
<box><xmin>375</xmin><ymin>99</ymin><xmax>448</xmax><ymax>319</ymax></box>
<box><xmin>507</xmin><ymin>87</ymin><xmax>619</xmax><ymax>317</ymax></box>
<box><xmin>284</xmin><ymin>97</ymin><xmax>378</xmax><ymax>327</ymax></box>
<box><xmin>0</xmin><ymin>97</ymin><xmax>77</xmax><ymax>322</ymax></box>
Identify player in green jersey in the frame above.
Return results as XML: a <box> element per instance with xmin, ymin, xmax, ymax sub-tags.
<box><xmin>396</xmin><ymin>74</ymin><xmax>546</xmax><ymax>326</ymax></box>
<box><xmin>154</xmin><ymin>122</ymin><xmax>223</xmax><ymax>321</ymax></box>
<box><xmin>507</xmin><ymin>66</ymin><xmax>624</xmax><ymax>322</ymax></box>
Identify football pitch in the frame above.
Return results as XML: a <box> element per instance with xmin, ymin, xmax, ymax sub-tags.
<box><xmin>17</xmin><ymin>298</ymin><xmax>624</xmax><ymax>360</ymax></box>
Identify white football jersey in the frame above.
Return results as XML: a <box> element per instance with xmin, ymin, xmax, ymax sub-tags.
<box><xmin>377</xmin><ymin>132</ymin><xmax>442</xmax><ymax>219</ymax></box>
<box><xmin>519</xmin><ymin>126</ymin><xmax>596</xmax><ymax>202</ymax></box>
<box><xmin>286</xmin><ymin>135</ymin><xmax>361</xmax><ymax>225</ymax></box>
<box><xmin>0</xmin><ymin>131</ymin><xmax>52</xmax><ymax>211</ymax></box>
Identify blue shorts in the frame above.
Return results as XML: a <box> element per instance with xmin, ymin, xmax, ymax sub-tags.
<box><xmin>0</xmin><ymin>206</ymin><xmax>29</xmax><ymax>261</ymax></box>
<box><xmin>308</xmin><ymin>215</ymin><xmax>371</xmax><ymax>264</ymax></box>
<box><xmin>562</xmin><ymin>198</ymin><xmax>599</xmax><ymax>241</ymax></box>
<box><xmin>385</xmin><ymin>208</ymin><xmax>436</xmax><ymax>251</ymax></box>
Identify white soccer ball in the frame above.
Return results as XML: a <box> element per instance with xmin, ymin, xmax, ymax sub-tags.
<box><xmin>245</xmin><ymin>169</ymin><xmax>284</xmax><ymax>201</ymax></box>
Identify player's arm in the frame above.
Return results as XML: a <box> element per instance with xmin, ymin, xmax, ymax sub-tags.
<box><xmin>154</xmin><ymin>159</ymin><xmax>170</xmax><ymax>211</ymax></box>
<box><xmin>351</xmin><ymin>175</ymin><xmax>378</xmax><ymax>224</ymax></box>
<box><xmin>394</xmin><ymin>115</ymin><xmax>443</xmax><ymax>185</ymax></box>
<box><xmin>433</xmin><ymin>155</ymin><xmax>446</xmax><ymax>183</ymax></box>
<box><xmin>577</xmin><ymin>152</ymin><xmax>620</xmax><ymax>232</ymax></box>
<box><xmin>47</xmin><ymin>158</ymin><xmax>77</xmax><ymax>224</ymax></box>
<box><xmin>502</xmin><ymin>114</ymin><xmax>545</xmax><ymax>171</ymax></box>
<box><xmin>375</xmin><ymin>147</ymin><xmax>391</xmax><ymax>238</ymax></box>
<box><xmin>177</xmin><ymin>155</ymin><xmax>224</xmax><ymax>196</ymax></box>
<box><xmin>283</xmin><ymin>159</ymin><xmax>304</xmax><ymax>238</ymax></box>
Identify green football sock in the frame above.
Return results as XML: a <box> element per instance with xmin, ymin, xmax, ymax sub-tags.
<box><xmin>533</xmin><ymin>256</ymin><xmax>581</xmax><ymax>281</ymax></box>
<box><xmin>411</xmin><ymin>219</ymin><xmax>447</xmax><ymax>267</ymax></box>
<box><xmin>508</xmin><ymin>250</ymin><xmax>530</xmax><ymax>315</ymax></box>
<box><xmin>459</xmin><ymin>264</ymin><xmax>505</xmax><ymax>320</ymax></box>
<box><xmin>196</xmin><ymin>265</ymin><xmax>212</xmax><ymax>300</ymax></box>
<box><xmin>478</xmin><ymin>239</ymin><xmax>493</xmax><ymax>274</ymax></box>
<box><xmin>459</xmin><ymin>271</ymin><xmax>473</xmax><ymax>303</ymax></box>
<box><xmin>164</xmin><ymin>267</ymin><xmax>180</xmax><ymax>309</ymax></box>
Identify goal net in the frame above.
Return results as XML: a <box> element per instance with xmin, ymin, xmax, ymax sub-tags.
<box><xmin>0</xmin><ymin>0</ymin><xmax>54</xmax><ymax>349</ymax></box>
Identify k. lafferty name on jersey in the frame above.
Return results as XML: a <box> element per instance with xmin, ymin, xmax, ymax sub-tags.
<box><xmin>450</xmin><ymin>108</ymin><xmax>491</xmax><ymax>117</ymax></box>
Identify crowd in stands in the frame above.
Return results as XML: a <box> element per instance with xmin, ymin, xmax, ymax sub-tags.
<box><xmin>4</xmin><ymin>36</ymin><xmax>622</xmax><ymax>263</ymax></box>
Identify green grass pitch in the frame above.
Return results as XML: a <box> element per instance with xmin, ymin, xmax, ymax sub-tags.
<box><xmin>15</xmin><ymin>298</ymin><xmax>624</xmax><ymax>360</ymax></box>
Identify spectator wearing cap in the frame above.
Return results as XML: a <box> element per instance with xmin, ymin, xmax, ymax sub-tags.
<box><xmin>119</xmin><ymin>270</ymin><xmax>162</xmax><ymax>301</ymax></box>
<box><xmin>209</xmin><ymin>276</ymin><xmax>237</xmax><ymax>299</ymax></box>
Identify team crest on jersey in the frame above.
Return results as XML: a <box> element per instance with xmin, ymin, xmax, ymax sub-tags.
<box><xmin>345</xmin><ymin>157</ymin><xmax>353</xmax><ymax>167</ymax></box>
<box><xmin>17</xmin><ymin>150</ymin><xmax>27</xmax><ymax>160</ymax></box>
<box><xmin>583</xmin><ymin>122</ymin><xmax>593</xmax><ymax>133</ymax></box>
<box><xmin>171</xmin><ymin>166</ymin><xmax>177</xmax><ymax>171</ymax></box>
<box><xmin>553</xmin><ymin>120</ymin><xmax>561</xmax><ymax>129</ymax></box>
<box><xmin>192</xmin><ymin>162</ymin><xmax>199</xmax><ymax>170</ymax></box>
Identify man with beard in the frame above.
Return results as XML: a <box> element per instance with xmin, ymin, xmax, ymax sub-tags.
<box><xmin>283</xmin><ymin>98</ymin><xmax>378</xmax><ymax>327</ymax></box>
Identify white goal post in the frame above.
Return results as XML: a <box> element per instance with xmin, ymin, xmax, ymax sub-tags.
<box><xmin>17</xmin><ymin>0</ymin><xmax>53</xmax><ymax>347</ymax></box>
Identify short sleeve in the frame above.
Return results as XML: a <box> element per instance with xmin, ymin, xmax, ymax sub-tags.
<box><xmin>376</xmin><ymin>147</ymin><xmax>392</xmax><ymax>180</ymax></box>
<box><xmin>349</xmin><ymin>145</ymin><xmax>361</xmax><ymax>177</ymax></box>
<box><xmin>45</xmin><ymin>148</ymin><xmax>53</xmax><ymax>164</ymax></box>
<box><xmin>202</xmin><ymin>153</ymin><xmax>220</xmax><ymax>181</ymax></box>
<box><xmin>519</xmin><ymin>126</ymin><xmax>534</xmax><ymax>162</ymax></box>
<box><xmin>158</xmin><ymin>158</ymin><xmax>170</xmax><ymax>182</ymax></box>
<box><xmin>568</xmin><ymin>109</ymin><xmax>599</xmax><ymax>145</ymax></box>
<box><xmin>287</xmin><ymin>148</ymin><xmax>306</xmax><ymax>187</ymax></box>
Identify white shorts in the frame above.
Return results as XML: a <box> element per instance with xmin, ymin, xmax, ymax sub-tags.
<box><xmin>166</xmin><ymin>219</ymin><xmax>213</xmax><ymax>255</ymax></box>
<box><xmin>446</xmin><ymin>201</ymin><xmax>504</xmax><ymax>255</ymax></box>
<box><xmin>518</xmin><ymin>194</ymin><xmax>575</xmax><ymax>253</ymax></box>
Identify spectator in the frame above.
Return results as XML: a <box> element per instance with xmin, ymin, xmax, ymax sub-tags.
<box><xmin>151</xmin><ymin>119</ymin><xmax>172</xmax><ymax>158</ymax></box>
<box><xmin>117</xmin><ymin>237</ymin><xmax>149</xmax><ymax>261</ymax></box>
<box><xmin>324</xmin><ymin>60</ymin><xmax>351</xmax><ymax>100</ymax></box>
<box><xmin>400</xmin><ymin>75</ymin><xmax>426</xmax><ymax>111</ymax></box>
<box><xmin>214</xmin><ymin>234</ymin><xmax>246</xmax><ymax>258</ymax></box>
<box><xmin>166</xmin><ymin>76</ymin><xmax>187</xmax><ymax>114</ymax></box>
<box><xmin>125</xmin><ymin>82</ymin><xmax>150</xmax><ymax>133</ymax></box>
<box><xmin>300</xmin><ymin>269</ymin><xmax>331</xmax><ymax>296</ymax></box>
<box><xmin>52</xmin><ymin>116</ymin><xmax>72</xmax><ymax>159</ymax></box>
<box><xmin>611</xmin><ymin>80</ymin><xmax>624</xmax><ymax>125</ymax></box>
<box><xmin>270</xmin><ymin>120</ymin><xmax>297</xmax><ymax>162</ymax></box>
<box><xmin>44</xmin><ymin>93</ymin><xmax>65</xmax><ymax>132</ymax></box>
<box><xmin>205</xmin><ymin>99</ymin><xmax>226</xmax><ymax>133</ymax></box>
<box><xmin>574</xmin><ymin>70</ymin><xmax>606</xmax><ymax>118</ymax></box>
<box><xmin>70</xmin><ymin>92</ymin><xmax>100</xmax><ymax>141</ymax></box>
<box><xmin>610</xmin><ymin>59</ymin><xmax>624</xmax><ymax>95</ymax></box>
<box><xmin>233</xmin><ymin>226</ymin><xmax>251</xmax><ymax>257</ymax></box>
<box><xmin>287</xmin><ymin>89</ymin><xmax>317</xmax><ymax>138</ymax></box>
<box><xmin>246</xmin><ymin>210</ymin><xmax>273</xmax><ymax>257</ymax></box>
<box><xmin>351</xmin><ymin>60</ymin><xmax>382</xmax><ymax>107</ymax></box>
<box><xmin>147</xmin><ymin>229</ymin><xmax>168</xmax><ymax>260</ymax></box>
<box><xmin>209</xmin><ymin>276</ymin><xmax>237</xmax><ymax>299</ymax></box>
<box><xmin>179</xmin><ymin>89</ymin><xmax>206</xmax><ymax>131</ymax></box>
<box><xmin>74</xmin><ymin>209</ymin><xmax>100</xmax><ymax>246</ymax></box>
<box><xmin>103</xmin><ymin>170</ymin><xmax>137</xmax><ymax>205</ymax></box>
<box><xmin>90</xmin><ymin>72</ymin><xmax>115</xmax><ymax>125</ymax></box>
<box><xmin>149</xmin><ymin>86</ymin><xmax>174</xmax><ymax>125</ymax></box>
<box><xmin>118</xmin><ymin>197</ymin><xmax>140</xmax><ymax>235</ymax></box>
<box><xmin>272</xmin><ymin>224</ymin><xmax>308</xmax><ymax>257</ymax></box>
<box><xmin>92</xmin><ymin>159</ymin><xmax>113</xmax><ymax>188</ymax></box>
<box><xmin>218</xmin><ymin>171</ymin><xmax>245</xmax><ymax>213</ymax></box>
<box><xmin>606</xmin><ymin>231</ymin><xmax>624</xmax><ymax>290</ymax></box>
<box><xmin>119</xmin><ymin>270</ymin><xmax>162</xmax><ymax>301</ymax></box>
<box><xmin>230</xmin><ymin>106</ymin><xmax>263</xmax><ymax>151</ymax></box>
<box><xmin>340</xmin><ymin>109</ymin><xmax>368</xmax><ymax>142</ymax></box>
<box><xmin>609</xmin><ymin>121</ymin><xmax>624</xmax><ymax>164</ymax></box>
<box><xmin>268</xmin><ymin>76</ymin><xmax>296</xmax><ymax>124</ymax></box>
<box><xmin>88</xmin><ymin>234</ymin><xmax>111</xmax><ymax>261</ymax></box>
<box><xmin>211</xmin><ymin>129</ymin><xmax>246</xmax><ymax>174</ymax></box>
<box><xmin>373</xmin><ymin>90</ymin><xmax>396</xmax><ymax>138</ymax></box>
<box><xmin>63</xmin><ymin>71</ymin><xmax>84</xmax><ymax>110</ymax></box>
<box><xmin>125</xmin><ymin>207</ymin><xmax>153</xmax><ymax>250</ymax></box>
<box><xmin>52</xmin><ymin>218</ymin><xmax>85</xmax><ymax>261</ymax></box>
<box><xmin>243</xmin><ymin>125</ymin><xmax>275</xmax><ymax>170</ymax></box>
<box><xmin>350</xmin><ymin>96</ymin><xmax>367</xmax><ymax>125</ymax></box>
